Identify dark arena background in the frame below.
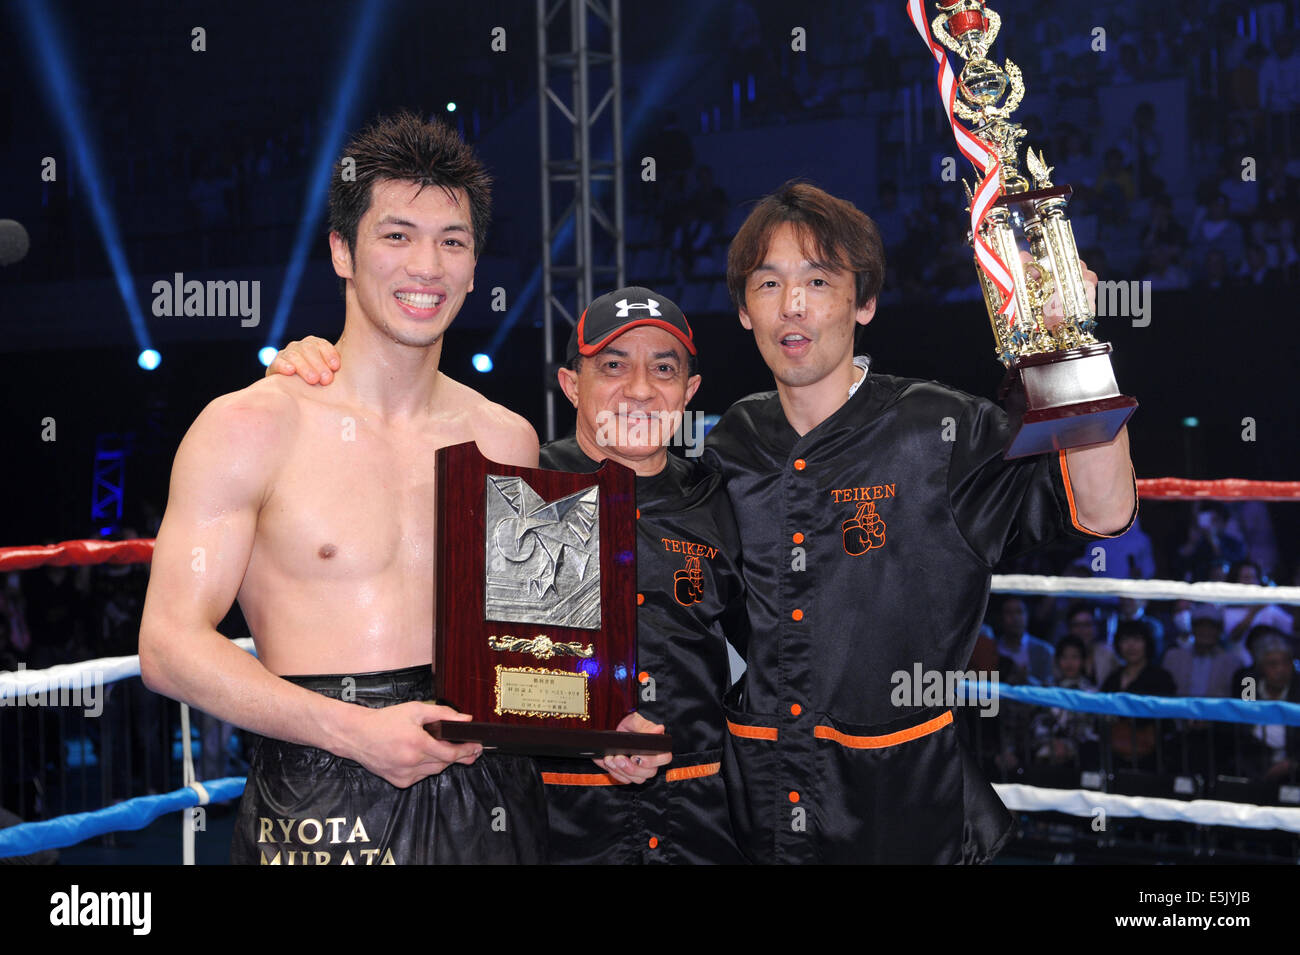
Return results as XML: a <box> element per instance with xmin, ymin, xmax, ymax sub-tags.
<box><xmin>1</xmin><ymin>0</ymin><xmax>1299</xmax><ymax>913</ymax></box>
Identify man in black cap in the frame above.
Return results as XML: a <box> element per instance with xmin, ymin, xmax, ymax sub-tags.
<box><xmin>537</xmin><ymin>287</ymin><xmax>749</xmax><ymax>863</ymax></box>
<box><xmin>266</xmin><ymin>286</ymin><xmax>750</xmax><ymax>864</ymax></box>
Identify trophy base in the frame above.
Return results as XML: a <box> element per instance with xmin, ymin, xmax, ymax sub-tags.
<box><xmin>999</xmin><ymin>343</ymin><xmax>1137</xmax><ymax>459</ymax></box>
<box><xmin>425</xmin><ymin>720</ymin><xmax>674</xmax><ymax>757</ymax></box>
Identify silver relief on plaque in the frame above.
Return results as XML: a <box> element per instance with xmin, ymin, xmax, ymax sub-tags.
<box><xmin>484</xmin><ymin>476</ymin><xmax>601</xmax><ymax>629</ymax></box>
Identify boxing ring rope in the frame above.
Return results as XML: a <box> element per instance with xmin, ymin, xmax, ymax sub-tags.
<box><xmin>0</xmin><ymin>638</ymin><xmax>256</xmax><ymax>702</ymax></box>
<box><xmin>992</xmin><ymin>576</ymin><xmax>1300</xmax><ymax>603</ymax></box>
<box><xmin>993</xmin><ymin>784</ymin><xmax>1300</xmax><ymax>833</ymax></box>
<box><xmin>0</xmin><ymin>778</ymin><xmax>246</xmax><ymax>858</ymax></box>
<box><xmin>2</xmin><ymin>471</ymin><xmax>1299</xmax><ymax>860</ymax></box>
<box><xmin>1136</xmin><ymin>477</ymin><xmax>1300</xmax><ymax>501</ymax></box>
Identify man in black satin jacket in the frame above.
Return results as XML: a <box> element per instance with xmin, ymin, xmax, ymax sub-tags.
<box><xmin>537</xmin><ymin>286</ymin><xmax>750</xmax><ymax>864</ymax></box>
<box><xmin>703</xmin><ymin>181</ymin><xmax>1138</xmax><ymax>864</ymax></box>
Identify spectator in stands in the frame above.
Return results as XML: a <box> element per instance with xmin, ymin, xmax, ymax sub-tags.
<box><xmin>1258</xmin><ymin>155</ymin><xmax>1300</xmax><ymax>223</ymax></box>
<box><xmin>1217</xmin><ymin>154</ymin><xmax>1259</xmax><ymax>219</ymax></box>
<box><xmin>1069</xmin><ymin>602</ymin><xmax>1121</xmax><ymax>686</ymax></box>
<box><xmin>21</xmin><ymin>560</ymin><xmax>92</xmax><ymax>669</ymax></box>
<box><xmin>1258</xmin><ymin>32</ymin><xmax>1300</xmax><ymax>148</ymax></box>
<box><xmin>0</xmin><ymin>576</ymin><xmax>30</xmax><ymax>664</ymax></box>
<box><xmin>1111</xmin><ymin>43</ymin><xmax>1142</xmax><ymax>85</ymax></box>
<box><xmin>1189</xmin><ymin>194</ymin><xmax>1246</xmax><ymax>268</ymax></box>
<box><xmin>1052</xmin><ymin>126</ymin><xmax>1100</xmax><ymax>198</ymax></box>
<box><xmin>1140</xmin><ymin>194</ymin><xmax>1188</xmax><ymax>253</ymax></box>
<box><xmin>1105</xmin><ymin>597</ymin><xmax>1166</xmax><ymax>660</ymax></box>
<box><xmin>1233</xmin><ymin>631</ymin><xmax>1300</xmax><ymax>781</ymax></box>
<box><xmin>1094</xmin><ymin>147</ymin><xmax>1136</xmax><ymax>225</ymax></box>
<box><xmin>0</xmin><ymin>614</ymin><xmax>16</xmax><ymax>673</ymax></box>
<box><xmin>872</xmin><ymin>180</ymin><xmax>907</xmax><ymax>261</ymax></box>
<box><xmin>1102</xmin><ymin>619</ymin><xmax>1175</xmax><ymax>696</ymax></box>
<box><xmin>1224</xmin><ymin>560</ymin><xmax>1294</xmax><ymax>653</ymax></box>
<box><xmin>864</xmin><ymin>36</ymin><xmax>899</xmax><ymax>92</ymax></box>
<box><xmin>1196</xmin><ymin>248</ymin><xmax>1233</xmax><ymax>290</ymax></box>
<box><xmin>1230</xmin><ymin>623</ymin><xmax>1291</xmax><ymax>696</ymax></box>
<box><xmin>1162</xmin><ymin>604</ymin><xmax>1241</xmax><ymax>698</ymax></box>
<box><xmin>1102</xmin><ymin>619</ymin><xmax>1175</xmax><ymax>768</ymax></box>
<box><xmin>996</xmin><ymin>596</ymin><xmax>1054</xmax><ymax>686</ymax></box>
<box><xmin>1177</xmin><ymin>503</ymin><xmax>1247</xmax><ymax>580</ymax></box>
<box><xmin>1237</xmin><ymin>244</ymin><xmax>1282</xmax><ymax>286</ymax></box>
<box><xmin>1119</xmin><ymin>102</ymin><xmax>1165</xmax><ymax>198</ymax></box>
<box><xmin>1251</xmin><ymin>213</ymin><xmax>1298</xmax><ymax>281</ymax></box>
<box><xmin>1142</xmin><ymin>242</ymin><xmax>1191</xmax><ymax>290</ymax></box>
<box><xmin>670</xmin><ymin>164</ymin><xmax>728</xmax><ymax>279</ymax></box>
<box><xmin>1137</xmin><ymin>35</ymin><xmax>1170</xmax><ymax>80</ymax></box>
<box><xmin>1030</xmin><ymin>635</ymin><xmax>1100</xmax><ymax>767</ymax></box>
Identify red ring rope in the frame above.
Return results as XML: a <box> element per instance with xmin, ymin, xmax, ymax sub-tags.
<box><xmin>2</xmin><ymin>480</ymin><xmax>1298</xmax><ymax>572</ymax></box>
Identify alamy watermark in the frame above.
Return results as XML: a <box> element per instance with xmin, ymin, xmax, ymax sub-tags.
<box><xmin>0</xmin><ymin>662</ymin><xmax>104</xmax><ymax>717</ymax></box>
<box><xmin>594</xmin><ymin>405</ymin><xmax>709</xmax><ymax>457</ymax></box>
<box><xmin>151</xmin><ymin>272</ymin><xmax>260</xmax><ymax>327</ymax></box>
<box><xmin>890</xmin><ymin>664</ymin><xmax>1000</xmax><ymax>717</ymax></box>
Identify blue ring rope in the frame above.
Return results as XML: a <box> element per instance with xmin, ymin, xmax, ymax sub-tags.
<box><xmin>964</xmin><ymin>681</ymin><xmax>1300</xmax><ymax>725</ymax></box>
<box><xmin>0</xmin><ymin>776</ymin><xmax>245</xmax><ymax>858</ymax></box>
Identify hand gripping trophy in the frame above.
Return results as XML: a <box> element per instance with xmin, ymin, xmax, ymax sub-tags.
<box><xmin>916</xmin><ymin>0</ymin><xmax>1137</xmax><ymax>457</ymax></box>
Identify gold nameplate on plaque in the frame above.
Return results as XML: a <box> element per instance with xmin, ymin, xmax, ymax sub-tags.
<box><xmin>494</xmin><ymin>665</ymin><xmax>590</xmax><ymax>720</ymax></box>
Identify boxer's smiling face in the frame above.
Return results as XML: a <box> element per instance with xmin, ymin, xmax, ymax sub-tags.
<box><xmin>557</xmin><ymin>325</ymin><xmax>701</xmax><ymax>476</ymax></box>
<box><xmin>738</xmin><ymin>222</ymin><xmax>875</xmax><ymax>393</ymax></box>
<box><xmin>330</xmin><ymin>178</ymin><xmax>476</xmax><ymax>348</ymax></box>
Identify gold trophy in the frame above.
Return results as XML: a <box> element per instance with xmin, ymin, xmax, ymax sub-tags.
<box><xmin>930</xmin><ymin>0</ymin><xmax>1137</xmax><ymax>457</ymax></box>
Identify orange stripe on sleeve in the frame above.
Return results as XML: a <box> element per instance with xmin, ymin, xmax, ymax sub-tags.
<box><xmin>813</xmin><ymin>710</ymin><xmax>953</xmax><ymax>749</ymax></box>
<box><xmin>1059</xmin><ymin>451</ymin><xmax>1138</xmax><ymax>539</ymax></box>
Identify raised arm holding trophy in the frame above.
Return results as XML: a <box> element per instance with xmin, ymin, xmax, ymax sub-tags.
<box><xmin>919</xmin><ymin>0</ymin><xmax>1138</xmax><ymax>457</ymax></box>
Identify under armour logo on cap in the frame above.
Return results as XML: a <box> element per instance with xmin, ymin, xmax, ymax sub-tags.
<box><xmin>614</xmin><ymin>298</ymin><xmax>662</xmax><ymax>318</ymax></box>
<box><xmin>567</xmin><ymin>285</ymin><xmax>696</xmax><ymax>362</ymax></box>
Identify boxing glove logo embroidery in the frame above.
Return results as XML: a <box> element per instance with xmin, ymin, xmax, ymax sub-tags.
<box><xmin>842</xmin><ymin>501</ymin><xmax>886</xmax><ymax>556</ymax></box>
<box><xmin>673</xmin><ymin>555</ymin><xmax>705</xmax><ymax>606</ymax></box>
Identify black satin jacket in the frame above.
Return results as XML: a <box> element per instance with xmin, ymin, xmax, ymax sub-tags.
<box><xmin>702</xmin><ymin>371</ymin><xmax>1137</xmax><ymax>864</ymax></box>
<box><xmin>536</xmin><ymin>436</ymin><xmax>750</xmax><ymax>864</ymax></box>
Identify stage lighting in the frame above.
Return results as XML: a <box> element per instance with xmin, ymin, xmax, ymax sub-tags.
<box><xmin>1182</xmin><ymin>417</ymin><xmax>1200</xmax><ymax>428</ymax></box>
<box><xmin>258</xmin><ymin>346</ymin><xmax>279</xmax><ymax>367</ymax></box>
<box><xmin>447</xmin><ymin>101</ymin><xmax>457</xmax><ymax>112</ymax></box>
<box><xmin>472</xmin><ymin>353</ymin><xmax>493</xmax><ymax>373</ymax></box>
<box><xmin>138</xmin><ymin>349</ymin><xmax>161</xmax><ymax>371</ymax></box>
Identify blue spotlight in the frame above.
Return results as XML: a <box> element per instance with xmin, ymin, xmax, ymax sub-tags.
<box><xmin>264</xmin><ymin>0</ymin><xmax>388</xmax><ymax>353</ymax></box>
<box><xmin>258</xmin><ymin>346</ymin><xmax>279</xmax><ymax>367</ymax></box>
<box><xmin>446</xmin><ymin>102</ymin><xmax>457</xmax><ymax>112</ymax></box>
<box><xmin>1182</xmin><ymin>417</ymin><xmax>1200</xmax><ymax>428</ymax></box>
<box><xmin>137</xmin><ymin>349</ymin><xmax>161</xmax><ymax>371</ymax></box>
<box><xmin>472</xmin><ymin>353</ymin><xmax>493</xmax><ymax>373</ymax></box>
<box><xmin>18</xmin><ymin>0</ymin><xmax>153</xmax><ymax>355</ymax></box>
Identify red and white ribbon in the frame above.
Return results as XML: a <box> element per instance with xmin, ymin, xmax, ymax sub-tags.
<box><xmin>905</xmin><ymin>0</ymin><xmax>1018</xmax><ymax>329</ymax></box>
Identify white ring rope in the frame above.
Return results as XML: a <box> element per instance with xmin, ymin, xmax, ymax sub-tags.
<box><xmin>994</xmin><ymin>783</ymin><xmax>1300</xmax><ymax>833</ymax></box>
<box><xmin>992</xmin><ymin>576</ymin><xmax>1300</xmax><ymax>604</ymax></box>
<box><xmin>0</xmin><ymin>638</ymin><xmax>256</xmax><ymax>701</ymax></box>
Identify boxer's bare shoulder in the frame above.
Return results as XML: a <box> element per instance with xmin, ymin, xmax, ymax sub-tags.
<box><xmin>174</xmin><ymin>377</ymin><xmax>302</xmax><ymax>495</ymax></box>
<box><xmin>429</xmin><ymin>371</ymin><xmax>540</xmax><ymax>468</ymax></box>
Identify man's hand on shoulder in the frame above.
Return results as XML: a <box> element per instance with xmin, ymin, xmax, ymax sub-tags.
<box><xmin>264</xmin><ymin>336</ymin><xmax>341</xmax><ymax>384</ymax></box>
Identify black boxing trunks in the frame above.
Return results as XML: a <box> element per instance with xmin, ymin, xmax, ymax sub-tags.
<box><xmin>230</xmin><ymin>665</ymin><xmax>548</xmax><ymax>865</ymax></box>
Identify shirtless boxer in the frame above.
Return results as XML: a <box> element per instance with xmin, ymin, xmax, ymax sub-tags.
<box><xmin>271</xmin><ymin>288</ymin><xmax>749</xmax><ymax>863</ymax></box>
<box><xmin>139</xmin><ymin>112</ymin><xmax>659</xmax><ymax>866</ymax></box>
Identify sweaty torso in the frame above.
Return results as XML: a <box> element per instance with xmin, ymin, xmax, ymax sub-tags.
<box><xmin>236</xmin><ymin>374</ymin><xmax>496</xmax><ymax>676</ymax></box>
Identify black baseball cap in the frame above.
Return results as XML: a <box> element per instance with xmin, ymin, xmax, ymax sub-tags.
<box><xmin>566</xmin><ymin>286</ymin><xmax>696</xmax><ymax>363</ymax></box>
